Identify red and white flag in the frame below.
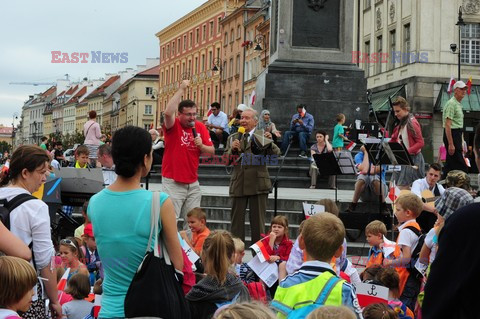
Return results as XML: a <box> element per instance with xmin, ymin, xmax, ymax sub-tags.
<box><xmin>250</xmin><ymin>90</ymin><xmax>256</xmax><ymax>106</ymax></box>
<box><xmin>93</xmin><ymin>294</ymin><xmax>102</xmax><ymax>317</ymax></box>
<box><xmin>346</xmin><ymin>141</ymin><xmax>356</xmax><ymax>151</ymax></box>
<box><xmin>57</xmin><ymin>267</ymin><xmax>70</xmax><ymax>291</ymax></box>
<box><xmin>387</xmin><ymin>182</ymin><xmax>400</xmax><ymax>204</ymax></box>
<box><xmin>447</xmin><ymin>76</ymin><xmax>456</xmax><ymax>94</ymax></box>
<box><xmin>356</xmin><ymin>282</ymin><xmax>389</xmax><ymax>308</ymax></box>
<box><xmin>467</xmin><ymin>76</ymin><xmax>473</xmax><ymax>95</ymax></box>
<box><xmin>301</xmin><ymin>106</ymin><xmax>306</xmax><ymax>117</ymax></box>
<box><xmin>206</xmin><ymin>105</ymin><xmax>212</xmax><ymax>117</ymax></box>
<box><xmin>250</xmin><ymin>239</ymin><xmax>271</xmax><ymax>263</ymax></box>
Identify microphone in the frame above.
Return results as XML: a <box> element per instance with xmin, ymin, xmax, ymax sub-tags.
<box><xmin>189</xmin><ymin>122</ymin><xmax>197</xmax><ymax>137</ymax></box>
<box><xmin>237</xmin><ymin>126</ymin><xmax>246</xmax><ymax>141</ymax></box>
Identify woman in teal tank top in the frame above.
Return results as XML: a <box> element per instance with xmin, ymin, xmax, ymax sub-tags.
<box><xmin>87</xmin><ymin>126</ymin><xmax>183</xmax><ymax>318</ymax></box>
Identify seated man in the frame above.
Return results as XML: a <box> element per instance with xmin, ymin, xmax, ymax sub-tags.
<box><xmin>206</xmin><ymin>102</ymin><xmax>229</xmax><ymax>148</ymax></box>
<box><xmin>411</xmin><ymin>163</ymin><xmax>445</xmax><ymax>232</ymax></box>
<box><xmin>281</xmin><ymin>104</ymin><xmax>314</xmax><ymax>158</ymax></box>
<box><xmin>435</xmin><ymin>170</ymin><xmax>474</xmax><ymax>221</ymax></box>
<box><xmin>346</xmin><ymin>145</ymin><xmax>388</xmax><ymax>213</ymax></box>
<box><xmin>97</xmin><ymin>144</ymin><xmax>117</xmax><ymax>187</ymax></box>
<box><xmin>149</xmin><ymin>128</ymin><xmax>164</xmax><ymax>165</ymax></box>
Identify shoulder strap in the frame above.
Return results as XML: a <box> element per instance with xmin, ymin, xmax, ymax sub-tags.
<box><xmin>315</xmin><ymin>275</ymin><xmax>343</xmax><ymax>305</ymax></box>
<box><xmin>2</xmin><ymin>194</ymin><xmax>36</xmax><ymax>229</ymax></box>
<box><xmin>405</xmin><ymin>225</ymin><xmax>422</xmax><ymax>237</ymax></box>
<box><xmin>85</xmin><ymin>122</ymin><xmax>95</xmax><ymax>137</ymax></box>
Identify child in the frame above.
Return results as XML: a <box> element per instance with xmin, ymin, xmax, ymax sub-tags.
<box><xmin>232</xmin><ymin>238</ymin><xmax>257</xmax><ymax>284</ymax></box>
<box><xmin>214</xmin><ymin>302</ymin><xmax>276</xmax><ymax>319</ymax></box>
<box><xmin>306</xmin><ymin>305</ymin><xmax>356</xmax><ymax>319</ymax></box>
<box><xmin>80</xmin><ymin>223</ymin><xmax>102</xmax><ymax>286</ymax></box>
<box><xmin>261</xmin><ymin>215</ymin><xmax>293</xmax><ymax>264</ymax></box>
<box><xmin>285</xmin><ymin>220</ymin><xmax>306</xmax><ymax>276</ymax></box>
<box><xmin>0</xmin><ymin>256</ymin><xmax>37</xmax><ymax>319</ymax></box>
<box><xmin>186</xmin><ymin>230</ymin><xmax>250</xmax><ymax>319</ymax></box>
<box><xmin>180</xmin><ymin>207</ymin><xmax>211</xmax><ymax>255</ymax></box>
<box><xmin>70</xmin><ymin>145</ymin><xmax>92</xmax><ymax>168</ymax></box>
<box><xmin>363</xmin><ymin>303</ymin><xmax>399</xmax><ymax>319</ymax></box>
<box><xmin>74</xmin><ymin>201</ymin><xmax>89</xmax><ymax>244</ymax></box>
<box><xmin>58</xmin><ymin>237</ymin><xmax>89</xmax><ymax>280</ymax></box>
<box><xmin>379</xmin><ymin>268</ymin><xmax>414</xmax><ymax>319</ymax></box>
<box><xmin>332</xmin><ymin>113</ymin><xmax>348</xmax><ymax>150</ymax></box>
<box><xmin>271</xmin><ymin>214</ymin><xmax>362</xmax><ymax>318</ymax></box>
<box><xmin>365</xmin><ymin>220</ymin><xmax>388</xmax><ymax>268</ymax></box>
<box><xmin>383</xmin><ymin>193</ymin><xmax>423</xmax><ymax>312</ymax></box>
<box><xmin>62</xmin><ymin>273</ymin><xmax>94</xmax><ymax>319</ymax></box>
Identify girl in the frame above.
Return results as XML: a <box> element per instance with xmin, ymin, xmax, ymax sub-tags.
<box><xmin>390</xmin><ymin>96</ymin><xmax>425</xmax><ymax>189</ymax></box>
<box><xmin>0</xmin><ymin>256</ymin><xmax>37</xmax><ymax>319</ymax></box>
<box><xmin>186</xmin><ymin>230</ymin><xmax>250</xmax><ymax>319</ymax></box>
<box><xmin>58</xmin><ymin>237</ymin><xmax>89</xmax><ymax>280</ymax></box>
<box><xmin>261</xmin><ymin>215</ymin><xmax>293</xmax><ymax>264</ymax></box>
<box><xmin>61</xmin><ymin>273</ymin><xmax>93</xmax><ymax>319</ymax></box>
<box><xmin>0</xmin><ymin>145</ymin><xmax>61</xmax><ymax>319</ymax></box>
<box><xmin>309</xmin><ymin>130</ymin><xmax>335</xmax><ymax>189</ymax></box>
<box><xmin>379</xmin><ymin>268</ymin><xmax>414</xmax><ymax>319</ymax></box>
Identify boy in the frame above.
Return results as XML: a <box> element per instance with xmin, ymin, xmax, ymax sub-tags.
<box><xmin>70</xmin><ymin>145</ymin><xmax>92</xmax><ymax>168</ymax></box>
<box><xmin>180</xmin><ymin>207</ymin><xmax>210</xmax><ymax>255</ymax></box>
<box><xmin>271</xmin><ymin>213</ymin><xmax>362</xmax><ymax>319</ymax></box>
<box><xmin>383</xmin><ymin>193</ymin><xmax>423</xmax><ymax>312</ymax></box>
<box><xmin>332</xmin><ymin>113</ymin><xmax>348</xmax><ymax>150</ymax></box>
<box><xmin>233</xmin><ymin>237</ymin><xmax>257</xmax><ymax>284</ymax></box>
<box><xmin>82</xmin><ymin>223</ymin><xmax>102</xmax><ymax>285</ymax></box>
<box><xmin>74</xmin><ymin>201</ymin><xmax>89</xmax><ymax>244</ymax></box>
<box><xmin>365</xmin><ymin>220</ymin><xmax>388</xmax><ymax>268</ymax></box>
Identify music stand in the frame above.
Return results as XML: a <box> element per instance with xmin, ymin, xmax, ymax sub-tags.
<box><xmin>365</xmin><ymin>141</ymin><xmax>413</xmax><ymax>239</ymax></box>
<box><xmin>313</xmin><ymin>151</ymin><xmax>357</xmax><ymax>202</ymax></box>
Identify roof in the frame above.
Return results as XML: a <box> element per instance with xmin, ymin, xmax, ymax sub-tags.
<box><xmin>87</xmin><ymin>75</ymin><xmax>120</xmax><ymax>98</ymax></box>
<box><xmin>370</xmin><ymin>85</ymin><xmax>406</xmax><ymax>112</ymax></box>
<box><xmin>0</xmin><ymin>127</ymin><xmax>13</xmax><ymax>135</ymax></box>
<box><xmin>136</xmin><ymin>65</ymin><xmax>160</xmax><ymax>76</ymax></box>
<box><xmin>435</xmin><ymin>84</ymin><xmax>480</xmax><ymax>112</ymax></box>
<box><xmin>69</xmin><ymin>86</ymin><xmax>87</xmax><ymax>103</ymax></box>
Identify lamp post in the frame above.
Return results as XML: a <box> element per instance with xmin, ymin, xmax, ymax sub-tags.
<box><xmin>254</xmin><ymin>34</ymin><xmax>268</xmax><ymax>67</ymax></box>
<box><xmin>11</xmin><ymin>112</ymin><xmax>18</xmax><ymax>150</ymax></box>
<box><xmin>451</xmin><ymin>6</ymin><xmax>466</xmax><ymax>80</ymax></box>
<box><xmin>150</xmin><ymin>89</ymin><xmax>158</xmax><ymax>129</ymax></box>
<box><xmin>212</xmin><ymin>58</ymin><xmax>223</xmax><ymax>105</ymax></box>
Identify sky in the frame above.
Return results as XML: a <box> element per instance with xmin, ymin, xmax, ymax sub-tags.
<box><xmin>0</xmin><ymin>0</ymin><xmax>208</xmax><ymax>128</ymax></box>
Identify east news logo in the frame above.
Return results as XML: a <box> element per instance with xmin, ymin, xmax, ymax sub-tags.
<box><xmin>51</xmin><ymin>51</ymin><xmax>128</xmax><ymax>63</ymax></box>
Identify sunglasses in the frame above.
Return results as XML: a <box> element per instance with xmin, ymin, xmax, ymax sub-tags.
<box><xmin>60</xmin><ymin>239</ymin><xmax>77</xmax><ymax>250</ymax></box>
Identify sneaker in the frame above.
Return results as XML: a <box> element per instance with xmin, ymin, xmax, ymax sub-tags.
<box><xmin>309</xmin><ymin>185</ymin><xmax>316</xmax><ymax>189</ymax></box>
<box><xmin>218</xmin><ymin>143</ymin><xmax>225</xmax><ymax>149</ymax></box>
<box><xmin>298</xmin><ymin>151</ymin><xmax>307</xmax><ymax>158</ymax></box>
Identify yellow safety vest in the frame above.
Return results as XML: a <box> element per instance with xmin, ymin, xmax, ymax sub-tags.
<box><xmin>271</xmin><ymin>271</ymin><xmax>344</xmax><ymax>318</ymax></box>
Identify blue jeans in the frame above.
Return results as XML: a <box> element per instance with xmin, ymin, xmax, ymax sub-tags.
<box><xmin>281</xmin><ymin>131</ymin><xmax>309</xmax><ymax>153</ymax></box>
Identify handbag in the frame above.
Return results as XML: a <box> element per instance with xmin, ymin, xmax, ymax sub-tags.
<box><xmin>124</xmin><ymin>192</ymin><xmax>190</xmax><ymax>319</ymax></box>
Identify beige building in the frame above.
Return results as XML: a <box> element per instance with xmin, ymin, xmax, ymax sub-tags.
<box><xmin>155</xmin><ymin>0</ymin><xmax>245</xmax><ymax>126</ymax></box>
<box><xmin>356</xmin><ymin>0</ymin><xmax>480</xmax><ymax>162</ymax></box>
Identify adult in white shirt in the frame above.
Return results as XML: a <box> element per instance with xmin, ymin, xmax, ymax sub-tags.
<box><xmin>97</xmin><ymin>144</ymin><xmax>117</xmax><ymax>187</ymax></box>
<box><xmin>206</xmin><ymin>102</ymin><xmax>229</xmax><ymax>148</ymax></box>
<box><xmin>411</xmin><ymin>162</ymin><xmax>445</xmax><ymax>232</ymax></box>
<box><xmin>0</xmin><ymin>145</ymin><xmax>62</xmax><ymax>319</ymax></box>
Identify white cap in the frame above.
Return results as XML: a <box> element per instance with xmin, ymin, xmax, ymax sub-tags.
<box><xmin>237</xmin><ymin>104</ymin><xmax>247</xmax><ymax>111</ymax></box>
<box><xmin>453</xmin><ymin>80</ymin><xmax>467</xmax><ymax>90</ymax></box>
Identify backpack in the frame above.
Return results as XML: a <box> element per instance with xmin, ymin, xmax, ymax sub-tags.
<box><xmin>405</xmin><ymin>225</ymin><xmax>426</xmax><ymax>279</ymax></box>
<box><xmin>245</xmin><ymin>281</ymin><xmax>268</xmax><ymax>304</ymax></box>
<box><xmin>0</xmin><ymin>193</ymin><xmax>37</xmax><ymax>229</ymax></box>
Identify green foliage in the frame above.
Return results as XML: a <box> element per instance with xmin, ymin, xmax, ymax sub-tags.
<box><xmin>0</xmin><ymin>141</ymin><xmax>11</xmax><ymax>153</ymax></box>
<box><xmin>48</xmin><ymin>130</ymin><xmax>84</xmax><ymax>149</ymax></box>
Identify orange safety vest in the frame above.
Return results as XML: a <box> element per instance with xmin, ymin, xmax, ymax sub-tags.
<box><xmin>395</xmin><ymin>221</ymin><xmax>421</xmax><ymax>295</ymax></box>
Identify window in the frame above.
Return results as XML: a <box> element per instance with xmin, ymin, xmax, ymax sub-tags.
<box><xmin>166</xmin><ymin>70</ymin><xmax>169</xmax><ymax>84</ymax></box>
<box><xmin>237</xmin><ymin>25</ymin><xmax>241</xmax><ymax>39</ymax></box>
<box><xmin>202</xmin><ymin>25</ymin><xmax>206</xmax><ymax>40</ymax></box>
<box><xmin>224</xmin><ymin>32</ymin><xmax>228</xmax><ymax>45</ymax></box>
<box><xmin>196</xmin><ymin>28</ymin><xmax>199</xmax><ymax>44</ymax></box>
<box><xmin>235</xmin><ymin>92</ymin><xmax>239</xmax><ymax>108</ymax></box>
<box><xmin>145</xmin><ymin>105</ymin><xmax>152</xmax><ymax>115</ymax></box>
<box><xmin>403</xmin><ymin>24</ymin><xmax>410</xmax><ymax>64</ymax></box>
<box><xmin>461</xmin><ymin>24</ymin><xmax>480</xmax><ymax>64</ymax></box>
<box><xmin>209</xmin><ymin>51</ymin><xmax>213</xmax><ymax>70</ymax></box>
<box><xmin>166</xmin><ymin>45</ymin><xmax>170</xmax><ymax>58</ymax></box>
<box><xmin>189</xmin><ymin>32</ymin><xmax>193</xmax><ymax>47</ymax></box>
<box><xmin>146</xmin><ymin>87</ymin><xmax>153</xmax><ymax>95</ymax></box>
<box><xmin>217</xmin><ymin>17</ymin><xmax>222</xmax><ymax>33</ymax></box>
<box><xmin>389</xmin><ymin>29</ymin><xmax>396</xmax><ymax>70</ymax></box>
<box><xmin>230</xmin><ymin>29</ymin><xmax>234</xmax><ymax>43</ymax></box>
<box><xmin>236</xmin><ymin>54</ymin><xmax>241</xmax><ymax>75</ymax></box>
<box><xmin>194</xmin><ymin>57</ymin><xmax>198</xmax><ymax>74</ymax></box>
<box><xmin>144</xmin><ymin>124</ymin><xmax>150</xmax><ymax>130</ymax></box>
<box><xmin>229</xmin><ymin>58</ymin><xmax>234</xmax><ymax>77</ymax></box>
<box><xmin>222</xmin><ymin>61</ymin><xmax>227</xmax><ymax>80</ymax></box>
<box><xmin>376</xmin><ymin>36</ymin><xmax>382</xmax><ymax>74</ymax></box>
<box><xmin>176</xmin><ymin>65</ymin><xmax>180</xmax><ymax>81</ymax></box>
<box><xmin>207</xmin><ymin>87</ymin><xmax>211</xmax><ymax>106</ymax></box>
<box><xmin>215</xmin><ymin>85</ymin><xmax>218</xmax><ymax>101</ymax></box>
<box><xmin>183</xmin><ymin>35</ymin><xmax>187</xmax><ymax>50</ymax></box>
<box><xmin>177</xmin><ymin>39</ymin><xmax>180</xmax><ymax>53</ymax></box>
<box><xmin>209</xmin><ymin>21</ymin><xmax>214</xmax><ymax>37</ymax></box>
<box><xmin>228</xmin><ymin>94</ymin><xmax>232</xmax><ymax>110</ymax></box>
<box><xmin>216</xmin><ymin>47</ymin><xmax>220</xmax><ymax>59</ymax></box>
<box><xmin>161</xmin><ymin>46</ymin><xmax>165</xmax><ymax>60</ymax></box>
<box><xmin>201</xmin><ymin>54</ymin><xmax>205</xmax><ymax>71</ymax></box>
<box><xmin>172</xmin><ymin>41</ymin><xmax>175</xmax><ymax>55</ymax></box>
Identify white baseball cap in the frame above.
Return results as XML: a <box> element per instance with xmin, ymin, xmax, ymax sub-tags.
<box><xmin>237</xmin><ymin>104</ymin><xmax>247</xmax><ymax>111</ymax></box>
<box><xmin>453</xmin><ymin>80</ymin><xmax>467</xmax><ymax>90</ymax></box>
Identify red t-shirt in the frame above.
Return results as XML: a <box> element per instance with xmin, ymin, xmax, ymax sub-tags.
<box><xmin>162</xmin><ymin>118</ymin><xmax>212</xmax><ymax>184</ymax></box>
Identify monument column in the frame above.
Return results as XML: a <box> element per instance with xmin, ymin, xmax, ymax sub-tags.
<box><xmin>255</xmin><ymin>0</ymin><xmax>368</xmax><ymax>133</ymax></box>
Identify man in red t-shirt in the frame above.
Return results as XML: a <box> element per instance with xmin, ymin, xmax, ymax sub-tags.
<box><xmin>162</xmin><ymin>80</ymin><xmax>214</xmax><ymax>226</ymax></box>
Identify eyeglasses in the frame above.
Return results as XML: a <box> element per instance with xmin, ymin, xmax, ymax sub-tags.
<box><xmin>60</xmin><ymin>239</ymin><xmax>78</xmax><ymax>250</ymax></box>
<box><xmin>180</xmin><ymin>112</ymin><xmax>197</xmax><ymax>117</ymax></box>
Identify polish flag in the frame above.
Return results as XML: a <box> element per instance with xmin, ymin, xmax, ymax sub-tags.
<box><xmin>466</xmin><ymin>76</ymin><xmax>473</xmax><ymax>95</ymax></box>
<box><xmin>301</xmin><ymin>106</ymin><xmax>306</xmax><ymax>117</ymax></box>
<box><xmin>250</xmin><ymin>239</ymin><xmax>271</xmax><ymax>263</ymax></box>
<box><xmin>447</xmin><ymin>76</ymin><xmax>456</xmax><ymax>94</ymax></box>
<box><xmin>250</xmin><ymin>90</ymin><xmax>256</xmax><ymax>106</ymax></box>
<box><xmin>356</xmin><ymin>283</ymin><xmax>389</xmax><ymax>308</ymax></box>
<box><xmin>346</xmin><ymin>141</ymin><xmax>356</xmax><ymax>151</ymax></box>
<box><xmin>206</xmin><ymin>105</ymin><xmax>212</xmax><ymax>117</ymax></box>
<box><xmin>387</xmin><ymin>184</ymin><xmax>400</xmax><ymax>204</ymax></box>
<box><xmin>57</xmin><ymin>268</ymin><xmax>70</xmax><ymax>291</ymax></box>
<box><xmin>93</xmin><ymin>294</ymin><xmax>102</xmax><ymax>317</ymax></box>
